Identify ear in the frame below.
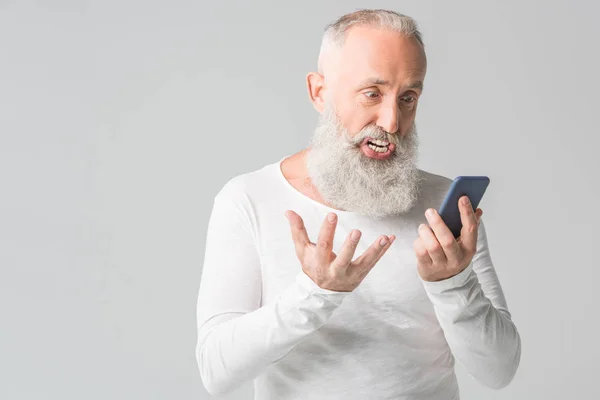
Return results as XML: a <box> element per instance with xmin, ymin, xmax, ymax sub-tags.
<box><xmin>306</xmin><ymin>72</ymin><xmax>326</xmax><ymax>113</ymax></box>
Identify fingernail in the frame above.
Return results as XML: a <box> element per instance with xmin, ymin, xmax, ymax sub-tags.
<box><xmin>351</xmin><ymin>230</ymin><xmax>361</xmax><ymax>240</ymax></box>
<box><xmin>328</xmin><ymin>213</ymin><xmax>336</xmax><ymax>223</ymax></box>
<box><xmin>426</xmin><ymin>208</ymin><xmax>436</xmax><ymax>217</ymax></box>
<box><xmin>462</xmin><ymin>196</ymin><xmax>470</xmax><ymax>205</ymax></box>
<box><xmin>379</xmin><ymin>237</ymin><xmax>389</xmax><ymax>246</ymax></box>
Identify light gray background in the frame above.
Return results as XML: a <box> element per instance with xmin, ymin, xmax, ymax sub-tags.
<box><xmin>1</xmin><ymin>0</ymin><xmax>598</xmax><ymax>399</ymax></box>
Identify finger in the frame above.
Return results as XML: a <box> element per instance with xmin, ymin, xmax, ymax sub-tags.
<box><xmin>463</xmin><ymin>208</ymin><xmax>483</xmax><ymax>251</ymax></box>
<box><xmin>351</xmin><ymin>234</ymin><xmax>391</xmax><ymax>270</ymax></box>
<box><xmin>372</xmin><ymin>234</ymin><xmax>395</xmax><ymax>265</ymax></box>
<box><xmin>332</xmin><ymin>229</ymin><xmax>362</xmax><ymax>268</ymax></box>
<box><xmin>458</xmin><ymin>196</ymin><xmax>479</xmax><ymax>252</ymax></box>
<box><xmin>413</xmin><ymin>236</ymin><xmax>432</xmax><ymax>266</ymax></box>
<box><xmin>285</xmin><ymin>210</ymin><xmax>311</xmax><ymax>257</ymax></box>
<box><xmin>354</xmin><ymin>235</ymin><xmax>394</xmax><ymax>280</ymax></box>
<box><xmin>315</xmin><ymin>212</ymin><xmax>338</xmax><ymax>266</ymax></box>
<box><xmin>418</xmin><ymin>223</ymin><xmax>447</xmax><ymax>264</ymax></box>
<box><xmin>425</xmin><ymin>208</ymin><xmax>460</xmax><ymax>263</ymax></box>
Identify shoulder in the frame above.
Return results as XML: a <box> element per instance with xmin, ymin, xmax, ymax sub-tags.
<box><xmin>417</xmin><ymin>168</ymin><xmax>454</xmax><ymax>206</ymax></box>
<box><xmin>213</xmin><ymin>158</ymin><xmax>281</xmax><ymax>203</ymax></box>
<box><xmin>418</xmin><ymin>168</ymin><xmax>453</xmax><ymax>188</ymax></box>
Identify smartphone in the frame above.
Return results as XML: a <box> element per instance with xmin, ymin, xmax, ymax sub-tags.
<box><xmin>438</xmin><ymin>176</ymin><xmax>490</xmax><ymax>238</ymax></box>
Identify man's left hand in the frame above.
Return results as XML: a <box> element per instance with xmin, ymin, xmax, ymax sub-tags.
<box><xmin>414</xmin><ymin>195</ymin><xmax>483</xmax><ymax>282</ymax></box>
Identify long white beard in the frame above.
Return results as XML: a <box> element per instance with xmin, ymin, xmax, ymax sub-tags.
<box><xmin>306</xmin><ymin>102</ymin><xmax>423</xmax><ymax>219</ymax></box>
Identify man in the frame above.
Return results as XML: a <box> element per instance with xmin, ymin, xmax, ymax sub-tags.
<box><xmin>195</xmin><ymin>9</ymin><xmax>521</xmax><ymax>400</ymax></box>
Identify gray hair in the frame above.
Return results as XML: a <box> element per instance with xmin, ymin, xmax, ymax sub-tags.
<box><xmin>317</xmin><ymin>9</ymin><xmax>425</xmax><ymax>74</ymax></box>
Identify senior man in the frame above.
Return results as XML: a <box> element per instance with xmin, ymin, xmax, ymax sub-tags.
<box><xmin>195</xmin><ymin>9</ymin><xmax>521</xmax><ymax>400</ymax></box>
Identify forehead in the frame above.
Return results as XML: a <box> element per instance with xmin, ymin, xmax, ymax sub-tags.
<box><xmin>335</xmin><ymin>25</ymin><xmax>427</xmax><ymax>86</ymax></box>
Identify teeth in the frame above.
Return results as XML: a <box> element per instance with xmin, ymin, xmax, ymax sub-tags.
<box><xmin>368</xmin><ymin>143</ymin><xmax>388</xmax><ymax>153</ymax></box>
<box><xmin>371</xmin><ymin>139</ymin><xmax>389</xmax><ymax>146</ymax></box>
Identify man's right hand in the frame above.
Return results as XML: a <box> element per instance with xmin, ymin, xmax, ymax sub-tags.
<box><xmin>284</xmin><ymin>210</ymin><xmax>395</xmax><ymax>292</ymax></box>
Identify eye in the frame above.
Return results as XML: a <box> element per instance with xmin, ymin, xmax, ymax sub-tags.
<box><xmin>400</xmin><ymin>95</ymin><xmax>417</xmax><ymax>104</ymax></box>
<box><xmin>363</xmin><ymin>91</ymin><xmax>380</xmax><ymax>99</ymax></box>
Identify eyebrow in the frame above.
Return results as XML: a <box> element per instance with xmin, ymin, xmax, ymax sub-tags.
<box><xmin>357</xmin><ymin>77</ymin><xmax>424</xmax><ymax>91</ymax></box>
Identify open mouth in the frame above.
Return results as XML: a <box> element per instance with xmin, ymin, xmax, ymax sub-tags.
<box><xmin>365</xmin><ymin>138</ymin><xmax>391</xmax><ymax>153</ymax></box>
<box><xmin>357</xmin><ymin>137</ymin><xmax>397</xmax><ymax>160</ymax></box>
<box><xmin>362</xmin><ymin>138</ymin><xmax>396</xmax><ymax>154</ymax></box>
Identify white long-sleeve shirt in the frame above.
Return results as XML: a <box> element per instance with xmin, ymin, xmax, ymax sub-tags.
<box><xmin>195</xmin><ymin>155</ymin><xmax>521</xmax><ymax>400</ymax></box>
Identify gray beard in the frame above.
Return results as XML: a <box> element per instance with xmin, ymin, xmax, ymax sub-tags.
<box><xmin>306</xmin><ymin>103</ymin><xmax>423</xmax><ymax>219</ymax></box>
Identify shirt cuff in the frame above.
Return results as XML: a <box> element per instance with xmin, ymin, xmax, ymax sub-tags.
<box><xmin>420</xmin><ymin>262</ymin><xmax>475</xmax><ymax>294</ymax></box>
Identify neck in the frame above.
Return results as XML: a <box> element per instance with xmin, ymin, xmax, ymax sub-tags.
<box><xmin>282</xmin><ymin>148</ymin><xmax>341</xmax><ymax>210</ymax></box>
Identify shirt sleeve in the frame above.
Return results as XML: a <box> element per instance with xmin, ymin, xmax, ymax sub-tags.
<box><xmin>195</xmin><ymin>180</ymin><xmax>352</xmax><ymax>396</ymax></box>
<box><xmin>420</xmin><ymin>218</ymin><xmax>522</xmax><ymax>389</ymax></box>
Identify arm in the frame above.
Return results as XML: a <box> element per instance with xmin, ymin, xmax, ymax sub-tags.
<box><xmin>195</xmin><ymin>180</ymin><xmax>351</xmax><ymax>395</ymax></box>
<box><xmin>421</xmin><ymin>218</ymin><xmax>522</xmax><ymax>389</ymax></box>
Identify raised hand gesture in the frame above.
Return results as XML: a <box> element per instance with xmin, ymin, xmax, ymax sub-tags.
<box><xmin>285</xmin><ymin>210</ymin><xmax>395</xmax><ymax>292</ymax></box>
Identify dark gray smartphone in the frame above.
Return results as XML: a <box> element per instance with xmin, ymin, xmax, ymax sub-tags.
<box><xmin>438</xmin><ymin>176</ymin><xmax>490</xmax><ymax>238</ymax></box>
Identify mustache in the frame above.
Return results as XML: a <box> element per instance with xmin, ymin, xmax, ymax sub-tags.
<box><xmin>344</xmin><ymin>125</ymin><xmax>401</xmax><ymax>146</ymax></box>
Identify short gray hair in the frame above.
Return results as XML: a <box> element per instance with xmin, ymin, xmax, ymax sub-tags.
<box><xmin>317</xmin><ymin>9</ymin><xmax>425</xmax><ymax>73</ymax></box>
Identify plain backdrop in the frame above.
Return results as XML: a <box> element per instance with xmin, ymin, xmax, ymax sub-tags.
<box><xmin>1</xmin><ymin>0</ymin><xmax>598</xmax><ymax>399</ymax></box>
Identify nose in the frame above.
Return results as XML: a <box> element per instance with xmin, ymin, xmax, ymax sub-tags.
<box><xmin>376</xmin><ymin>101</ymin><xmax>400</xmax><ymax>135</ymax></box>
